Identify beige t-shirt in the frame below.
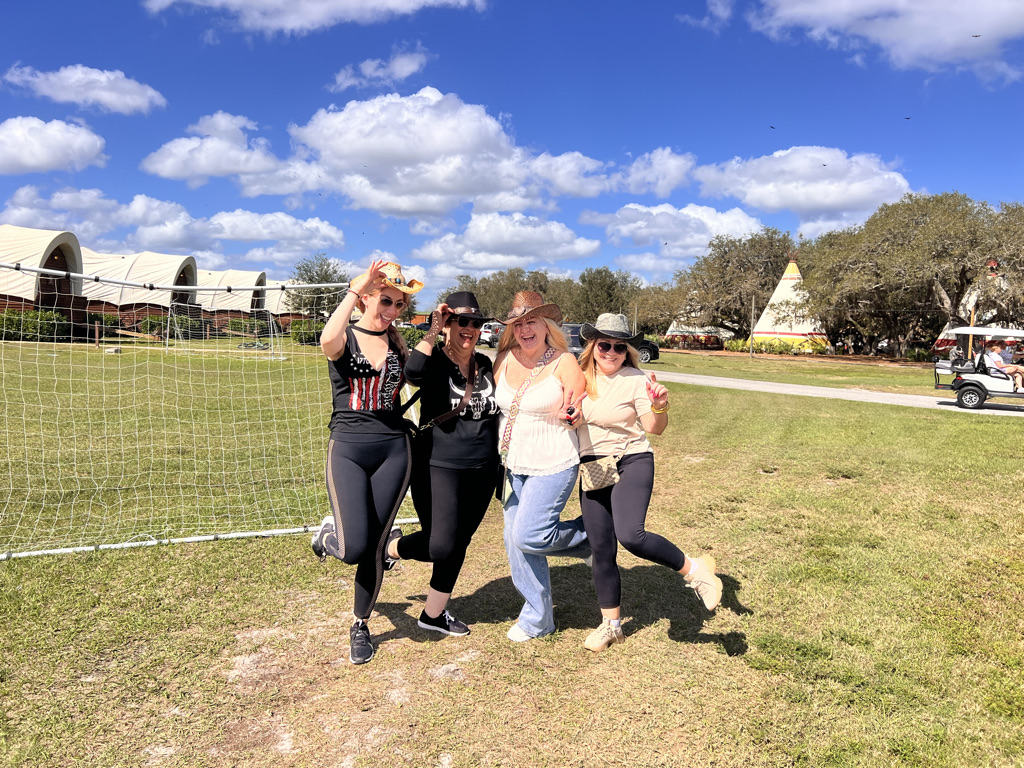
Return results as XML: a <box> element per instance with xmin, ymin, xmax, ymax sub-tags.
<box><xmin>577</xmin><ymin>367</ymin><xmax>653</xmax><ymax>458</ymax></box>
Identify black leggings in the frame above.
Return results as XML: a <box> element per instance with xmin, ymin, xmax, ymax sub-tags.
<box><xmin>579</xmin><ymin>452</ymin><xmax>685</xmax><ymax>609</ymax></box>
<box><xmin>399</xmin><ymin>461</ymin><xmax>495</xmax><ymax>594</ymax></box>
<box><xmin>324</xmin><ymin>435</ymin><xmax>411</xmax><ymax>620</ymax></box>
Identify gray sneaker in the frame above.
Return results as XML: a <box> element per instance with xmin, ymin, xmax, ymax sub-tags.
<box><xmin>349</xmin><ymin>620</ymin><xmax>375</xmax><ymax>665</ymax></box>
<box><xmin>311</xmin><ymin>515</ymin><xmax>334</xmax><ymax>561</ymax></box>
<box><xmin>685</xmin><ymin>555</ymin><xmax>723</xmax><ymax>611</ymax></box>
<box><xmin>418</xmin><ymin>609</ymin><xmax>470</xmax><ymax>636</ymax></box>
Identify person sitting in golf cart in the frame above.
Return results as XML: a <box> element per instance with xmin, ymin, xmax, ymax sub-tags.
<box><xmin>983</xmin><ymin>341</ymin><xmax>1024</xmax><ymax>390</ymax></box>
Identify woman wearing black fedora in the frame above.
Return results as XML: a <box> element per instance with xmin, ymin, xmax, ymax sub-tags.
<box><xmin>384</xmin><ymin>291</ymin><xmax>502</xmax><ymax>637</ymax></box>
<box><xmin>310</xmin><ymin>258</ymin><xmax>423</xmax><ymax>665</ymax></box>
<box><xmin>575</xmin><ymin>313</ymin><xmax>723</xmax><ymax>652</ymax></box>
<box><xmin>494</xmin><ymin>291</ymin><xmax>590</xmax><ymax>642</ymax></box>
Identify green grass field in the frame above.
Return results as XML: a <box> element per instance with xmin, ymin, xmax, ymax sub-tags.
<box><xmin>1</xmin><ymin>343</ymin><xmax>1022</xmax><ymax>767</ymax></box>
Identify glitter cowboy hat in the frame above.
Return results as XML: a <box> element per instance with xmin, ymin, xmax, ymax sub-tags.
<box><xmin>497</xmin><ymin>290</ymin><xmax>563</xmax><ymax>325</ymax></box>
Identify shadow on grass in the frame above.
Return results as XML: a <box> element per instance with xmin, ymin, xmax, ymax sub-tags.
<box><xmin>438</xmin><ymin>562</ymin><xmax>751</xmax><ymax>656</ymax></box>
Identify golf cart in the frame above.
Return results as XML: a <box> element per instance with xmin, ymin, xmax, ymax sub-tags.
<box><xmin>934</xmin><ymin>326</ymin><xmax>1024</xmax><ymax>410</ymax></box>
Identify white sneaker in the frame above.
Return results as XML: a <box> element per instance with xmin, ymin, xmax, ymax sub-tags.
<box><xmin>685</xmin><ymin>554</ymin><xmax>723</xmax><ymax>611</ymax></box>
<box><xmin>507</xmin><ymin>623</ymin><xmax>533</xmax><ymax>642</ymax></box>
<box><xmin>311</xmin><ymin>514</ymin><xmax>334</xmax><ymax>561</ymax></box>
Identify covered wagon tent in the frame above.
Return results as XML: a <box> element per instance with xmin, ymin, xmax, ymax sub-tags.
<box><xmin>262</xmin><ymin>280</ymin><xmax>306</xmax><ymax>332</ymax></box>
<box><xmin>0</xmin><ymin>224</ymin><xmax>87</xmax><ymax>336</ymax></box>
<box><xmin>196</xmin><ymin>269</ymin><xmax>269</xmax><ymax>339</ymax></box>
<box><xmin>752</xmin><ymin>257</ymin><xmax>827</xmax><ymax>351</ymax></box>
<box><xmin>80</xmin><ymin>248</ymin><xmax>199</xmax><ymax>335</ymax></box>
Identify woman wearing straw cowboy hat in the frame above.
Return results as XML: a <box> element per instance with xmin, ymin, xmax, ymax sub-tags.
<box><xmin>384</xmin><ymin>291</ymin><xmax>501</xmax><ymax>638</ymax></box>
<box><xmin>574</xmin><ymin>313</ymin><xmax>723</xmax><ymax>652</ymax></box>
<box><xmin>493</xmin><ymin>291</ymin><xmax>591</xmax><ymax>642</ymax></box>
<box><xmin>311</xmin><ymin>258</ymin><xmax>423</xmax><ymax>665</ymax></box>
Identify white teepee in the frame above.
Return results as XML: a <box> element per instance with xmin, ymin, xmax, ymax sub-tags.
<box><xmin>752</xmin><ymin>258</ymin><xmax>827</xmax><ymax>350</ymax></box>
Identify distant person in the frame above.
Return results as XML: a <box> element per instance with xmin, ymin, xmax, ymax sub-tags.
<box><xmin>493</xmin><ymin>291</ymin><xmax>590</xmax><ymax>642</ymax></box>
<box><xmin>575</xmin><ymin>314</ymin><xmax>723</xmax><ymax>652</ymax></box>
<box><xmin>386</xmin><ymin>292</ymin><xmax>501</xmax><ymax>637</ymax></box>
<box><xmin>310</xmin><ymin>259</ymin><xmax>422</xmax><ymax>665</ymax></box>
<box><xmin>983</xmin><ymin>341</ymin><xmax>1024</xmax><ymax>389</ymax></box>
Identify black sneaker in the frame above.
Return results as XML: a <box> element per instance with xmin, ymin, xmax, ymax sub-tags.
<box><xmin>349</xmin><ymin>620</ymin><xmax>375</xmax><ymax>665</ymax></box>
<box><xmin>311</xmin><ymin>514</ymin><xmax>333</xmax><ymax>562</ymax></box>
<box><xmin>417</xmin><ymin>609</ymin><xmax>470</xmax><ymax>636</ymax></box>
<box><xmin>383</xmin><ymin>526</ymin><xmax>402</xmax><ymax>571</ymax></box>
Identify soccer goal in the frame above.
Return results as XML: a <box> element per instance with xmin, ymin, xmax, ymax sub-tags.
<box><xmin>0</xmin><ymin>260</ymin><xmax>418</xmax><ymax>559</ymax></box>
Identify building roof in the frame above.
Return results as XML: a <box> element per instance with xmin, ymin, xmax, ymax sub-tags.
<box><xmin>0</xmin><ymin>224</ymin><xmax>84</xmax><ymax>300</ymax></box>
<box><xmin>80</xmin><ymin>248</ymin><xmax>197</xmax><ymax>308</ymax></box>
<box><xmin>196</xmin><ymin>269</ymin><xmax>267</xmax><ymax>312</ymax></box>
<box><xmin>752</xmin><ymin>259</ymin><xmax>827</xmax><ymax>345</ymax></box>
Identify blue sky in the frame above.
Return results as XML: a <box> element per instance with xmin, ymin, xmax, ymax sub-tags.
<box><xmin>2</xmin><ymin>0</ymin><xmax>1024</xmax><ymax>303</ymax></box>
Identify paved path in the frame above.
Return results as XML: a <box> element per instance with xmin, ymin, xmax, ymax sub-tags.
<box><xmin>651</xmin><ymin>370</ymin><xmax>1024</xmax><ymax>418</ymax></box>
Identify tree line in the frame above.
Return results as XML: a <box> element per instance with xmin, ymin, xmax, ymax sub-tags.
<box><xmin>289</xmin><ymin>192</ymin><xmax>1024</xmax><ymax>356</ymax></box>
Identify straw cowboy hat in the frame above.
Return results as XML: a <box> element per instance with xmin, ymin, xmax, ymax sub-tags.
<box><xmin>580</xmin><ymin>313</ymin><xmax>644</xmax><ymax>347</ymax></box>
<box><xmin>497</xmin><ymin>291</ymin><xmax>563</xmax><ymax>325</ymax></box>
<box><xmin>356</xmin><ymin>261</ymin><xmax>424</xmax><ymax>294</ymax></box>
<box><xmin>444</xmin><ymin>291</ymin><xmax>490</xmax><ymax>321</ymax></box>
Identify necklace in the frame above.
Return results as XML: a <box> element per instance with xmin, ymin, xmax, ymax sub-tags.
<box><xmin>513</xmin><ymin>345</ymin><xmax>548</xmax><ymax>368</ymax></box>
<box><xmin>352</xmin><ymin>325</ymin><xmax>387</xmax><ymax>336</ymax></box>
<box><xmin>442</xmin><ymin>344</ymin><xmax>471</xmax><ymax>376</ymax></box>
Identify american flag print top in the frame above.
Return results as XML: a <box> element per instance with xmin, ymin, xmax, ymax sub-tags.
<box><xmin>327</xmin><ymin>332</ymin><xmax>406</xmax><ymax>437</ymax></box>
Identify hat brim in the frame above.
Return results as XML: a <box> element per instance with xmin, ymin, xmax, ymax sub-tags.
<box><xmin>580</xmin><ymin>322</ymin><xmax>644</xmax><ymax>347</ymax></box>
<box><xmin>447</xmin><ymin>308</ymin><xmax>491</xmax><ymax>322</ymax></box>
<box><xmin>497</xmin><ymin>303</ymin><xmax>563</xmax><ymax>326</ymax></box>
<box><xmin>382</xmin><ymin>276</ymin><xmax>423</xmax><ymax>294</ymax></box>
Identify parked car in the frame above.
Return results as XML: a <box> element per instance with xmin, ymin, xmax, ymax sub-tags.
<box><xmin>480</xmin><ymin>321</ymin><xmax>503</xmax><ymax>348</ymax></box>
<box><xmin>562</xmin><ymin>323</ymin><xmax>660</xmax><ymax>364</ymax></box>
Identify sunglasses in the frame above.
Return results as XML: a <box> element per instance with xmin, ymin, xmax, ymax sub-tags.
<box><xmin>454</xmin><ymin>317</ymin><xmax>483</xmax><ymax>329</ymax></box>
<box><xmin>377</xmin><ymin>295</ymin><xmax>408</xmax><ymax>311</ymax></box>
<box><xmin>596</xmin><ymin>341</ymin><xmax>629</xmax><ymax>354</ymax></box>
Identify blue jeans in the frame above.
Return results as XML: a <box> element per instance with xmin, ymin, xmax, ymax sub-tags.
<box><xmin>502</xmin><ymin>466</ymin><xmax>590</xmax><ymax>637</ymax></box>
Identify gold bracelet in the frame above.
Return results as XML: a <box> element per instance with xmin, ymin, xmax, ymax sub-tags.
<box><xmin>650</xmin><ymin>403</ymin><xmax>669</xmax><ymax>414</ymax></box>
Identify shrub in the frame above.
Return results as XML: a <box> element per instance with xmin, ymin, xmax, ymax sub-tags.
<box><xmin>87</xmin><ymin>313</ymin><xmax>121</xmax><ymax>337</ymax></box>
<box><xmin>227</xmin><ymin>317</ymin><xmax>270</xmax><ymax>336</ymax></box>
<box><xmin>0</xmin><ymin>309</ymin><xmax>70</xmax><ymax>341</ymax></box>
<box><xmin>291</xmin><ymin>319</ymin><xmax>325</xmax><ymax>345</ymax></box>
<box><xmin>400</xmin><ymin>327</ymin><xmax>426</xmax><ymax>348</ymax></box>
<box><xmin>138</xmin><ymin>316</ymin><xmax>168</xmax><ymax>336</ymax></box>
<box><xmin>726</xmin><ymin>337</ymin><xmax>821</xmax><ymax>355</ymax></box>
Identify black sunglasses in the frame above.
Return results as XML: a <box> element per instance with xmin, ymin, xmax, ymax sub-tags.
<box><xmin>597</xmin><ymin>341</ymin><xmax>628</xmax><ymax>354</ymax></box>
<box><xmin>454</xmin><ymin>317</ymin><xmax>483</xmax><ymax>329</ymax></box>
<box><xmin>378</xmin><ymin>295</ymin><xmax>408</xmax><ymax>310</ymax></box>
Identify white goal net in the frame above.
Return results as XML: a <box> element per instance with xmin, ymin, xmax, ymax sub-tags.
<box><xmin>0</xmin><ymin>260</ymin><xmax>416</xmax><ymax>559</ymax></box>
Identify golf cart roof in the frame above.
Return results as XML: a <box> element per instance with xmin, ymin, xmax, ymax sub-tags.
<box><xmin>948</xmin><ymin>326</ymin><xmax>1023</xmax><ymax>338</ymax></box>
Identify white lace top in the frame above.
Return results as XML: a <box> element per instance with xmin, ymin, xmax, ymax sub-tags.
<box><xmin>495</xmin><ymin>374</ymin><xmax>580</xmax><ymax>476</ymax></box>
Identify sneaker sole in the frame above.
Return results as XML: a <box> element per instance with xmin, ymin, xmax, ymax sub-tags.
<box><xmin>349</xmin><ymin>646</ymin><xmax>375</xmax><ymax>665</ymax></box>
<box><xmin>417</xmin><ymin>620</ymin><xmax>470</xmax><ymax>637</ymax></box>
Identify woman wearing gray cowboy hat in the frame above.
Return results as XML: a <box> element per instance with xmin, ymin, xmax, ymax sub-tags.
<box><xmin>575</xmin><ymin>313</ymin><xmax>723</xmax><ymax>652</ymax></box>
<box><xmin>384</xmin><ymin>291</ymin><xmax>502</xmax><ymax>638</ymax></box>
<box><xmin>311</xmin><ymin>258</ymin><xmax>423</xmax><ymax>665</ymax></box>
<box><xmin>493</xmin><ymin>291</ymin><xmax>591</xmax><ymax>642</ymax></box>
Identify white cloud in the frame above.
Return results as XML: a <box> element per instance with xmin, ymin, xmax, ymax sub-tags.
<box><xmin>693</xmin><ymin>145</ymin><xmax>912</xmax><ymax>232</ymax></box>
<box><xmin>329</xmin><ymin>45</ymin><xmax>431</xmax><ymax>91</ymax></box>
<box><xmin>529</xmin><ymin>152</ymin><xmax>614</xmax><ymax>197</ymax></box>
<box><xmin>581</xmin><ymin>202</ymin><xmax>762</xmax><ymax>260</ymax></box>
<box><xmin>624</xmin><ymin>147</ymin><xmax>695</xmax><ymax>197</ymax></box>
<box><xmin>144</xmin><ymin>0</ymin><xmax>485</xmax><ymax>33</ymax></box>
<box><xmin>615</xmin><ymin>251</ymin><xmax>689</xmax><ymax>277</ymax></box>
<box><xmin>746</xmin><ymin>0</ymin><xmax>1024</xmax><ymax>80</ymax></box>
<box><xmin>0</xmin><ymin>185</ymin><xmax>344</xmax><ymax>265</ymax></box>
<box><xmin>678</xmin><ymin>0</ymin><xmax>733</xmax><ymax>32</ymax></box>
<box><xmin>0</xmin><ymin>117</ymin><xmax>107</xmax><ymax>174</ymax></box>
<box><xmin>140</xmin><ymin>111</ymin><xmax>282</xmax><ymax>187</ymax></box>
<box><xmin>3</xmin><ymin>64</ymin><xmax>167</xmax><ymax>114</ymax></box>
<box><xmin>411</xmin><ymin>211</ymin><xmax>600</xmax><ymax>271</ymax></box>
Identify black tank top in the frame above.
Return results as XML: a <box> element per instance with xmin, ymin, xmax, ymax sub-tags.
<box><xmin>327</xmin><ymin>331</ymin><xmax>406</xmax><ymax>440</ymax></box>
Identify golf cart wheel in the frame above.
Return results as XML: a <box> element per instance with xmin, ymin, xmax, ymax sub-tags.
<box><xmin>638</xmin><ymin>347</ymin><xmax>652</xmax><ymax>364</ymax></box>
<box><xmin>956</xmin><ymin>387</ymin><xmax>986</xmax><ymax>409</ymax></box>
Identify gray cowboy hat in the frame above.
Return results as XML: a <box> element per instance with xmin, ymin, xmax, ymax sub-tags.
<box><xmin>580</xmin><ymin>313</ymin><xmax>644</xmax><ymax>347</ymax></box>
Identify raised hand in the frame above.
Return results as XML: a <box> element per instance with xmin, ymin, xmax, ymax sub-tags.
<box><xmin>352</xmin><ymin>258</ymin><xmax>389</xmax><ymax>295</ymax></box>
<box><xmin>559</xmin><ymin>387</ymin><xmax>585</xmax><ymax>427</ymax></box>
<box><xmin>645</xmin><ymin>372</ymin><xmax>668</xmax><ymax>410</ymax></box>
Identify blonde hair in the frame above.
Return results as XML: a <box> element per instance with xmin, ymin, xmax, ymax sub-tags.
<box><xmin>579</xmin><ymin>339</ymin><xmax>640</xmax><ymax>398</ymax></box>
<box><xmin>497</xmin><ymin>316</ymin><xmax>568</xmax><ymax>355</ymax></box>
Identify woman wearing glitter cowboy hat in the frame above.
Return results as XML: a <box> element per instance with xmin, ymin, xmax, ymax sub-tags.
<box><xmin>574</xmin><ymin>313</ymin><xmax>723</xmax><ymax>652</ymax></box>
<box><xmin>384</xmin><ymin>291</ymin><xmax>502</xmax><ymax>638</ymax></box>
<box><xmin>310</xmin><ymin>258</ymin><xmax>423</xmax><ymax>666</ymax></box>
<box><xmin>493</xmin><ymin>291</ymin><xmax>591</xmax><ymax>642</ymax></box>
